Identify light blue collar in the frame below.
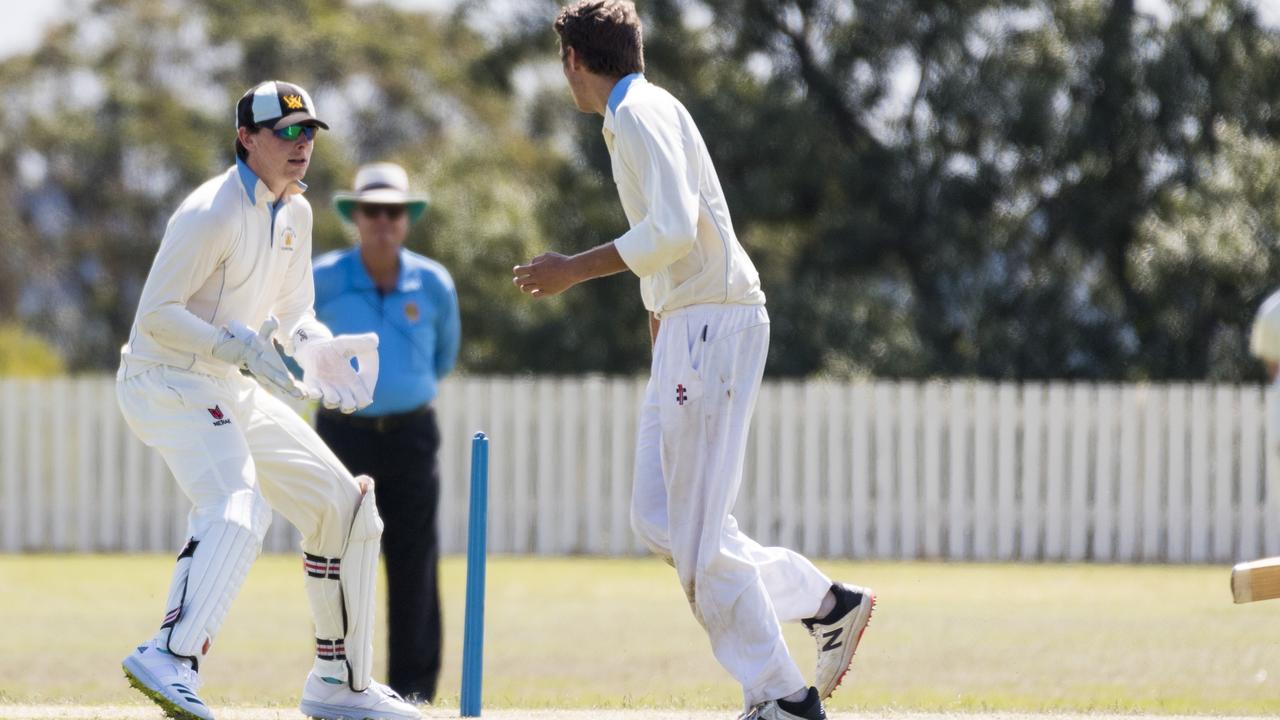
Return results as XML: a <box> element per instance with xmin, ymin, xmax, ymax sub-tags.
<box><xmin>607</xmin><ymin>73</ymin><xmax>643</xmax><ymax>116</ymax></box>
<box><xmin>236</xmin><ymin>156</ymin><xmax>307</xmax><ymax>206</ymax></box>
<box><xmin>236</xmin><ymin>157</ymin><xmax>260</xmax><ymax>204</ymax></box>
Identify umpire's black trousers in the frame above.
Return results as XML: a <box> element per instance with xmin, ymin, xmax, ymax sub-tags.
<box><xmin>316</xmin><ymin>405</ymin><xmax>442</xmax><ymax>702</ymax></box>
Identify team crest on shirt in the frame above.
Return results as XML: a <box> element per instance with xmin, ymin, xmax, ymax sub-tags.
<box><xmin>404</xmin><ymin>301</ymin><xmax>420</xmax><ymax>323</ymax></box>
<box><xmin>280</xmin><ymin>227</ymin><xmax>296</xmax><ymax>251</ymax></box>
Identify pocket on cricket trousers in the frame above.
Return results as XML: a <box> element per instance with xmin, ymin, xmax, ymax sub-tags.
<box><xmin>158</xmin><ymin>367</ymin><xmax>229</xmax><ymax>419</ymax></box>
<box><xmin>155</xmin><ymin>367</ymin><xmax>192</xmax><ymax>407</ymax></box>
<box><xmin>658</xmin><ymin>317</ymin><xmax>707</xmax><ymax>427</ymax></box>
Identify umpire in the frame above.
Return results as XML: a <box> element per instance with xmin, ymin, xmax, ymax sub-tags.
<box><xmin>312</xmin><ymin>162</ymin><xmax>460</xmax><ymax>704</ymax></box>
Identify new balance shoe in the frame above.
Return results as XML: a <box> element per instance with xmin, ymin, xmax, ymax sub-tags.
<box><xmin>299</xmin><ymin>671</ymin><xmax>421</xmax><ymax>720</ymax></box>
<box><xmin>803</xmin><ymin>582</ymin><xmax>875</xmax><ymax>699</ymax></box>
<box><xmin>122</xmin><ymin>640</ymin><xmax>213</xmax><ymax>720</ymax></box>
<box><xmin>739</xmin><ymin>687</ymin><xmax>827</xmax><ymax>720</ymax></box>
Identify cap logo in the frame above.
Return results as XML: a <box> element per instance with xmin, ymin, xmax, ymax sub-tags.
<box><xmin>283</xmin><ymin>95</ymin><xmax>305</xmax><ymax>110</ymax></box>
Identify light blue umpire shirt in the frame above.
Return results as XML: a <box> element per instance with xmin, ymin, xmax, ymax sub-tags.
<box><xmin>312</xmin><ymin>247</ymin><xmax>460</xmax><ymax>416</ymax></box>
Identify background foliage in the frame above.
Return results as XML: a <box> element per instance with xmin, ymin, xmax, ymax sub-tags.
<box><xmin>3</xmin><ymin>0</ymin><xmax>1278</xmax><ymax>380</ymax></box>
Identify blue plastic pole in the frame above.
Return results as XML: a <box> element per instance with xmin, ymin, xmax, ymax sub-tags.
<box><xmin>461</xmin><ymin>432</ymin><xmax>489</xmax><ymax>717</ymax></box>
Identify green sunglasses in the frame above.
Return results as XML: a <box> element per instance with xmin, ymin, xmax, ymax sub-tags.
<box><xmin>272</xmin><ymin>124</ymin><xmax>318</xmax><ymax>142</ymax></box>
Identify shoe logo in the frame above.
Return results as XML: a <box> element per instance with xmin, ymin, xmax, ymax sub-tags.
<box><xmin>821</xmin><ymin>627</ymin><xmax>844</xmax><ymax>651</ymax></box>
<box><xmin>172</xmin><ymin>684</ymin><xmax>204</xmax><ymax>706</ymax></box>
<box><xmin>207</xmin><ymin>405</ymin><xmax>231</xmax><ymax>427</ymax></box>
<box><xmin>676</xmin><ymin>384</ymin><xmax>688</xmax><ymax>406</ymax></box>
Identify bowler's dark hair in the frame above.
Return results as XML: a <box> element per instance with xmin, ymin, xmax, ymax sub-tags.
<box><xmin>554</xmin><ymin>0</ymin><xmax>644</xmax><ymax>78</ymax></box>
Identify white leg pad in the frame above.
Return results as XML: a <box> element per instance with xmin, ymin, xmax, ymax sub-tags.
<box><xmin>340</xmin><ymin>477</ymin><xmax>383</xmax><ymax>692</ymax></box>
<box><xmin>163</xmin><ymin>496</ymin><xmax>269</xmax><ymax>661</ymax></box>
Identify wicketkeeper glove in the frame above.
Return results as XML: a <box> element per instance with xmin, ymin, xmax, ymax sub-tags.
<box><xmin>293</xmin><ymin>332</ymin><xmax>380</xmax><ymax>414</ymax></box>
<box><xmin>211</xmin><ymin>316</ymin><xmax>306</xmax><ymax>399</ymax></box>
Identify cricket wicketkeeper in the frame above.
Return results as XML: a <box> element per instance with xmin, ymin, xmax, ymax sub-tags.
<box><xmin>115</xmin><ymin>80</ymin><xmax>418</xmax><ymax>720</ymax></box>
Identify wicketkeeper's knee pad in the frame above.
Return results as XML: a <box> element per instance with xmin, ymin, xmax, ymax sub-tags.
<box><xmin>161</xmin><ymin>490</ymin><xmax>272</xmax><ymax>663</ymax></box>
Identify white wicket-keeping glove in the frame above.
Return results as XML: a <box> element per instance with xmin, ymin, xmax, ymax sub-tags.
<box><xmin>211</xmin><ymin>316</ymin><xmax>306</xmax><ymax>399</ymax></box>
<box><xmin>293</xmin><ymin>332</ymin><xmax>380</xmax><ymax>414</ymax></box>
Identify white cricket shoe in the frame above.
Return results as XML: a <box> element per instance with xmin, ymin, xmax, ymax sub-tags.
<box><xmin>804</xmin><ymin>582</ymin><xmax>875</xmax><ymax>700</ymax></box>
<box><xmin>299</xmin><ymin>671</ymin><xmax>421</xmax><ymax>720</ymax></box>
<box><xmin>122</xmin><ymin>640</ymin><xmax>214</xmax><ymax>720</ymax></box>
<box><xmin>739</xmin><ymin>687</ymin><xmax>827</xmax><ymax>719</ymax></box>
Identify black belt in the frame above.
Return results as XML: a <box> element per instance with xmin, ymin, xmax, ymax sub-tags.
<box><xmin>318</xmin><ymin>404</ymin><xmax>432</xmax><ymax>433</ymax></box>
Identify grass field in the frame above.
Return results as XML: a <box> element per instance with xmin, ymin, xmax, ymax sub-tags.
<box><xmin>1</xmin><ymin>556</ymin><xmax>1278</xmax><ymax>717</ymax></box>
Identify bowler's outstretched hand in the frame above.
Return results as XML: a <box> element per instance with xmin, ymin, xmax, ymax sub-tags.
<box><xmin>513</xmin><ymin>252</ymin><xmax>578</xmax><ymax>298</ymax></box>
<box><xmin>514</xmin><ymin>243</ymin><xmax>628</xmax><ymax>298</ymax></box>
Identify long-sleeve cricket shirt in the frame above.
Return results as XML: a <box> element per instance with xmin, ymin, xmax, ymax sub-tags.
<box><xmin>603</xmin><ymin>73</ymin><xmax>766</xmax><ymax>316</ymax></box>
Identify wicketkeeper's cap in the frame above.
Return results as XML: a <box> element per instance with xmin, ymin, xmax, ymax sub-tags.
<box><xmin>236</xmin><ymin>80</ymin><xmax>329</xmax><ymax>130</ymax></box>
<box><xmin>1251</xmin><ymin>288</ymin><xmax>1280</xmax><ymax>361</ymax></box>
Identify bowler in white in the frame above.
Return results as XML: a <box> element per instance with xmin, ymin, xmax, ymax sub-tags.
<box><xmin>513</xmin><ymin>4</ymin><xmax>876</xmax><ymax>720</ymax></box>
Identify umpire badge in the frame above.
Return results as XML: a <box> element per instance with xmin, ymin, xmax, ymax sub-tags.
<box><xmin>404</xmin><ymin>301</ymin><xmax>420</xmax><ymax>323</ymax></box>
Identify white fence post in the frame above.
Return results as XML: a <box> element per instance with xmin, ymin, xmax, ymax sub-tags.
<box><xmin>971</xmin><ymin>382</ymin><xmax>994</xmax><ymax>561</ymax></box>
<box><xmin>1142</xmin><ymin>385</ymin><xmax>1164</xmax><ymax>561</ymax></box>
<box><xmin>1067</xmin><ymin>384</ymin><xmax>1091</xmax><ymax>562</ymax></box>
<box><xmin>75</xmin><ymin>378</ymin><xmax>96</xmax><ymax>553</ymax></box>
<box><xmin>874</xmin><ymin>382</ymin><xmax>896</xmax><ymax>558</ymax></box>
<box><xmin>558</xmin><ymin>380</ymin><xmax>581</xmax><ymax>554</ymax></box>
<box><xmin>1044</xmin><ymin>383</ymin><xmax>1067</xmax><ymax>561</ymax></box>
<box><xmin>583</xmin><ymin>376</ymin><xmax>605</xmax><ymax>555</ymax></box>
<box><xmin>1165</xmin><ymin>385</ymin><xmax>1188</xmax><ymax>562</ymax></box>
<box><xmin>802</xmin><ymin>382</ymin><xmax>824</xmax><ymax>556</ymax></box>
<box><xmin>1190</xmin><ymin>384</ymin><xmax>1211</xmax><ymax>562</ymax></box>
<box><xmin>1</xmin><ymin>379</ymin><xmax>19</xmax><ymax>552</ymax></box>
<box><xmin>947</xmin><ymin>382</ymin><xmax>970</xmax><ymax>559</ymax></box>
<box><xmin>25</xmin><ymin>380</ymin><xmax>46</xmax><ymax>551</ymax></box>
<box><xmin>608</xmin><ymin>379</ymin><xmax>634</xmax><ymax>555</ymax></box>
<box><xmin>849</xmin><ymin>382</ymin><xmax>871</xmax><ymax>558</ymax></box>
<box><xmin>1093</xmin><ymin>385</ymin><xmax>1117</xmax><ymax>562</ymax></box>
<box><xmin>1117</xmin><ymin>385</ymin><xmax>1142</xmax><ymax>561</ymax></box>
<box><xmin>897</xmin><ymin>383</ymin><xmax>919</xmax><ymax>559</ymax></box>
<box><xmin>921</xmin><ymin>382</ymin><xmax>944</xmax><ymax>559</ymax></box>
<box><xmin>1240</xmin><ymin>386</ymin><xmax>1263</xmax><ymax>561</ymax></box>
<box><xmin>1212</xmin><ymin>386</ymin><xmax>1236</xmax><ymax>562</ymax></box>
<box><xmin>825</xmin><ymin>382</ymin><xmax>847</xmax><ymax>557</ymax></box>
<box><xmin>995</xmin><ymin>384</ymin><xmax>1018</xmax><ymax>561</ymax></box>
<box><xmin>50</xmin><ymin>378</ymin><xmax>70</xmax><ymax>551</ymax></box>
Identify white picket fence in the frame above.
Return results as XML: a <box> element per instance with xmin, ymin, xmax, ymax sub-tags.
<box><xmin>0</xmin><ymin>376</ymin><xmax>1276</xmax><ymax>562</ymax></box>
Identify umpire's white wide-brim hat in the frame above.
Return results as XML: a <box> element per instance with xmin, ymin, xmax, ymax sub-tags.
<box><xmin>333</xmin><ymin>162</ymin><xmax>429</xmax><ymax>223</ymax></box>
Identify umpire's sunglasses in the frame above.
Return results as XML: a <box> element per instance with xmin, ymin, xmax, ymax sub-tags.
<box><xmin>357</xmin><ymin>204</ymin><xmax>407</xmax><ymax>220</ymax></box>
<box><xmin>272</xmin><ymin>124</ymin><xmax>318</xmax><ymax>142</ymax></box>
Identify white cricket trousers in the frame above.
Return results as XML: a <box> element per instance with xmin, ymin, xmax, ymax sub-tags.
<box><xmin>630</xmin><ymin>303</ymin><xmax>833</xmax><ymax>708</ymax></box>
<box><xmin>117</xmin><ymin>366</ymin><xmax>361</xmax><ymax>556</ymax></box>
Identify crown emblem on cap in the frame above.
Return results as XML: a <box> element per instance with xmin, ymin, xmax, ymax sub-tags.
<box><xmin>283</xmin><ymin>95</ymin><xmax>304</xmax><ymax>110</ymax></box>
